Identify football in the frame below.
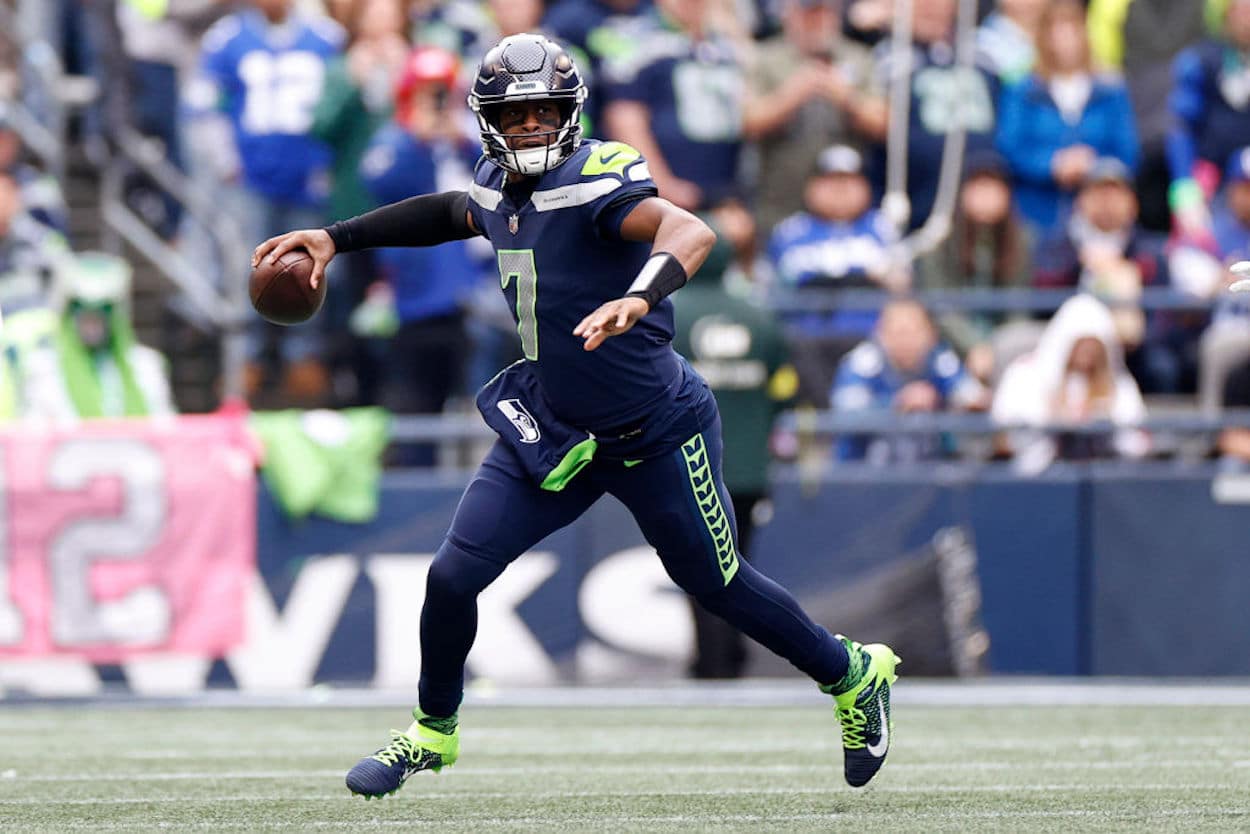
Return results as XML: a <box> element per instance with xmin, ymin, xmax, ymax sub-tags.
<box><xmin>249</xmin><ymin>248</ymin><xmax>325</xmax><ymax>325</ymax></box>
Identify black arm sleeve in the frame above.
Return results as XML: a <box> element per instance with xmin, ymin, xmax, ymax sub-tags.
<box><xmin>324</xmin><ymin>190</ymin><xmax>474</xmax><ymax>252</ymax></box>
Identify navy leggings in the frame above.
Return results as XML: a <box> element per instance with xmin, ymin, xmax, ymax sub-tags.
<box><xmin>418</xmin><ymin>407</ymin><xmax>848</xmax><ymax>717</ymax></box>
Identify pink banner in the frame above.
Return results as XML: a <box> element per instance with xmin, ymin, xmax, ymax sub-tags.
<box><xmin>0</xmin><ymin>414</ymin><xmax>258</xmax><ymax>661</ymax></box>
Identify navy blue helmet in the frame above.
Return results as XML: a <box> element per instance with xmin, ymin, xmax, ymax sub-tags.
<box><xmin>468</xmin><ymin>33</ymin><xmax>587</xmax><ymax>176</ymax></box>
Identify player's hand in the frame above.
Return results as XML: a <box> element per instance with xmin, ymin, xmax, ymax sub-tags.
<box><xmin>573</xmin><ymin>297</ymin><xmax>650</xmax><ymax>351</ymax></box>
<box><xmin>252</xmin><ymin>228</ymin><xmax>336</xmax><ymax>290</ymax></box>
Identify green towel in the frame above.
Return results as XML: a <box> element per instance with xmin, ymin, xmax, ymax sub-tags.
<box><xmin>250</xmin><ymin>408</ymin><xmax>391</xmax><ymax>523</ymax></box>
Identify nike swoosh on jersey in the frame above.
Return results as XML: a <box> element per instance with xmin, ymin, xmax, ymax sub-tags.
<box><xmin>599</xmin><ymin>151</ymin><xmax>621</xmax><ymax>164</ymax></box>
<box><xmin>866</xmin><ymin>698</ymin><xmax>889</xmax><ymax>758</ymax></box>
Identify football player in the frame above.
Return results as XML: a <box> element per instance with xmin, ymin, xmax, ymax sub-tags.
<box><xmin>253</xmin><ymin>33</ymin><xmax>899</xmax><ymax>796</ymax></box>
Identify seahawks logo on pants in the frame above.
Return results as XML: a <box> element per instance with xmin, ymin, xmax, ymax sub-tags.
<box><xmin>497</xmin><ymin>399</ymin><xmax>541</xmax><ymax>443</ymax></box>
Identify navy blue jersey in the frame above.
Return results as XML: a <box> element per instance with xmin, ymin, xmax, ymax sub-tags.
<box><xmin>466</xmin><ymin>140</ymin><xmax>679</xmax><ymax>432</ymax></box>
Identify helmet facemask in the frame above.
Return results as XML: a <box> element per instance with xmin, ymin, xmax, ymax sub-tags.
<box><xmin>471</xmin><ymin>90</ymin><xmax>586</xmax><ymax>176</ymax></box>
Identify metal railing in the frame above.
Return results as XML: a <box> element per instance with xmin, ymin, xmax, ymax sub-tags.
<box><xmin>389</xmin><ymin>409</ymin><xmax>1250</xmax><ymax>446</ymax></box>
<box><xmin>762</xmin><ymin>285</ymin><xmax>1221</xmax><ymax>314</ymax></box>
<box><xmin>3</xmin><ymin>10</ymin><xmax>250</xmax><ymax>400</ymax></box>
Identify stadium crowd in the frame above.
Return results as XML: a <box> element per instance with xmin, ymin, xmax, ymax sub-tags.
<box><xmin>4</xmin><ymin>0</ymin><xmax>1250</xmax><ymax>471</ymax></box>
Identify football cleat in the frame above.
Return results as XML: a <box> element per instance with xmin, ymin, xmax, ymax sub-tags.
<box><xmin>822</xmin><ymin>637</ymin><xmax>900</xmax><ymax>788</ymax></box>
<box><xmin>345</xmin><ymin>712</ymin><xmax>459</xmax><ymax>799</ymax></box>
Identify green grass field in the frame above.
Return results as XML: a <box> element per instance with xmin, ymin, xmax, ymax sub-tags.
<box><xmin>3</xmin><ymin>691</ymin><xmax>1250</xmax><ymax>833</ymax></box>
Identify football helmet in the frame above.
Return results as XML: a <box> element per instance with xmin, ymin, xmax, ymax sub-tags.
<box><xmin>468</xmin><ymin>33</ymin><xmax>587</xmax><ymax>176</ymax></box>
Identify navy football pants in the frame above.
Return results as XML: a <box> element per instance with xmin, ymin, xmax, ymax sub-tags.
<box><xmin>417</xmin><ymin>405</ymin><xmax>848</xmax><ymax>717</ymax></box>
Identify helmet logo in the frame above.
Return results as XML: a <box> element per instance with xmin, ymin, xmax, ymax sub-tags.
<box><xmin>506</xmin><ymin>80</ymin><xmax>546</xmax><ymax>95</ymax></box>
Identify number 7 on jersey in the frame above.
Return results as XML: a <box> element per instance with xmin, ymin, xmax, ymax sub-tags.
<box><xmin>498</xmin><ymin>249</ymin><xmax>539</xmax><ymax>361</ymax></box>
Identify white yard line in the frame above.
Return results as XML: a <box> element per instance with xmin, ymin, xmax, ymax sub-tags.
<box><xmin>4</xmin><ymin>807</ymin><xmax>1248</xmax><ymax>831</ymax></box>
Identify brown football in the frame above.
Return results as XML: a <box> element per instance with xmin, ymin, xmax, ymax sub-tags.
<box><xmin>249</xmin><ymin>249</ymin><xmax>325</xmax><ymax>325</ymax></box>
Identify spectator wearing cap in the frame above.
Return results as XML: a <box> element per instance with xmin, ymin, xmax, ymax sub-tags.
<box><xmin>741</xmin><ymin>0</ymin><xmax>878</xmax><ymax>237</ymax></box>
<box><xmin>1167</xmin><ymin>0</ymin><xmax>1250</xmax><ymax>247</ymax></box>
<box><xmin>357</xmin><ymin>46</ymin><xmax>482</xmax><ymax>463</ymax></box>
<box><xmin>765</xmin><ymin>143</ymin><xmax>905</xmax><ymax>404</ymax></box>
<box><xmin>1034</xmin><ymin>157</ymin><xmax>1194</xmax><ymax>393</ymax></box>
<box><xmin>995</xmin><ymin>0</ymin><xmax>1140</xmax><ymax>236</ymax></box>
<box><xmin>915</xmin><ymin>149</ymin><xmax>1034</xmax><ymax>384</ymax></box>
<box><xmin>1086</xmin><ymin>0</ymin><xmax>1206</xmax><ymax>234</ymax></box>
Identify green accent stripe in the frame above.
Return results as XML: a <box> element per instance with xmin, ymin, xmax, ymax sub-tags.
<box><xmin>680</xmin><ymin>433</ymin><xmax>739</xmax><ymax>585</ymax></box>
<box><xmin>540</xmin><ymin>438</ymin><xmax>598</xmax><ymax>491</ymax></box>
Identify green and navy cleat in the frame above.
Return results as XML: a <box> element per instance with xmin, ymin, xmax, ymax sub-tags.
<box><xmin>345</xmin><ymin>711</ymin><xmax>459</xmax><ymax>799</ymax></box>
<box><xmin>822</xmin><ymin>637</ymin><xmax>900</xmax><ymax>788</ymax></box>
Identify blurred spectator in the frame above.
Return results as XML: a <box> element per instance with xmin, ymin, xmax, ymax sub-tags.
<box><xmin>544</xmin><ymin>0</ymin><xmax>650</xmax><ymax>54</ymax></box>
<box><xmin>1198</xmin><ymin>259</ymin><xmax>1250</xmax><ymax>415</ymax></box>
<box><xmin>831</xmin><ymin>296</ymin><xmax>987</xmax><ymax>463</ymax></box>
<box><xmin>1217</xmin><ymin>356</ymin><xmax>1250</xmax><ymax>465</ymax></box>
<box><xmin>1087</xmin><ymin>0</ymin><xmax>1206</xmax><ymax>233</ymax></box>
<box><xmin>600</xmin><ymin>0</ymin><xmax>745</xmax><ymax>211</ymax></box>
<box><xmin>978</xmin><ymin>0</ymin><xmax>1047</xmax><ymax>86</ymax></box>
<box><xmin>192</xmin><ymin>0</ymin><xmax>345</xmax><ymax>404</ymax></box>
<box><xmin>115</xmin><ymin>0</ymin><xmax>227</xmax><ymax>238</ymax></box>
<box><xmin>0</xmin><ymin>168</ymin><xmax>66</xmax><ymax>419</ymax></box>
<box><xmin>996</xmin><ymin>0</ymin><xmax>1140</xmax><ymax>234</ymax></box>
<box><xmin>1212</xmin><ymin>147</ymin><xmax>1250</xmax><ymax>261</ymax></box>
<box><xmin>859</xmin><ymin>0</ymin><xmax>1000</xmax><ymax>232</ymax></box>
<box><xmin>358</xmin><ymin>46</ymin><xmax>479</xmax><ymax>465</ymax></box>
<box><xmin>312</xmin><ymin>0</ymin><xmax>410</xmax><ymax>226</ymax></box>
<box><xmin>915</xmin><ymin>149</ymin><xmax>1033</xmax><ymax>384</ymax></box>
<box><xmin>311</xmin><ymin>0</ymin><xmax>411</xmax><ymax>404</ymax></box>
<box><xmin>1166</xmin><ymin>0</ymin><xmax>1250</xmax><ymax>248</ymax></box>
<box><xmin>742</xmin><ymin>0</ymin><xmax>877</xmax><ymax>236</ymax></box>
<box><xmin>544</xmin><ymin>0</ymin><xmax>646</xmax><ymax>130</ymax></box>
<box><xmin>671</xmin><ymin>257</ymin><xmax>797</xmax><ymax>678</ymax></box>
<box><xmin>1033</xmin><ymin>158</ymin><xmax>1171</xmax><ymax>386</ymax></box>
<box><xmin>0</xmin><ymin>102</ymin><xmax>69</xmax><ymax>234</ymax></box>
<box><xmin>992</xmin><ymin>293</ymin><xmax>1149</xmax><ymax>474</ymax></box>
<box><xmin>0</xmin><ymin>168</ymin><xmax>68</xmax><ymax>313</ymax></box>
<box><xmin>21</xmin><ymin>252</ymin><xmax>176</xmax><ymax>422</ymax></box>
<box><xmin>766</xmin><ymin>144</ymin><xmax>904</xmax><ymax>404</ymax></box>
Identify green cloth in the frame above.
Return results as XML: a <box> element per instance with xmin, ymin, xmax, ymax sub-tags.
<box><xmin>672</xmin><ymin>280</ymin><xmax>794</xmax><ymax>495</ymax></box>
<box><xmin>310</xmin><ymin>59</ymin><xmax>390</xmax><ymax>223</ymax></box>
<box><xmin>56</xmin><ymin>308</ymin><xmax>148</xmax><ymax>418</ymax></box>
<box><xmin>250</xmin><ymin>408</ymin><xmax>391</xmax><ymax>523</ymax></box>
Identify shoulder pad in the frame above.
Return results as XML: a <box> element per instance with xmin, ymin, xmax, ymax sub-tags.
<box><xmin>580</xmin><ymin>141</ymin><xmax>643</xmax><ymax>178</ymax></box>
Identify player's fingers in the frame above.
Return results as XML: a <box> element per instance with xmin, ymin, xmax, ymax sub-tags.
<box><xmin>583</xmin><ymin>328</ymin><xmax>606</xmax><ymax>351</ymax></box>
<box><xmin>310</xmin><ymin>261</ymin><xmax>326</xmax><ymax>291</ymax></box>
<box><xmin>614</xmin><ymin>307</ymin><xmax>631</xmax><ymax>330</ymax></box>
<box><xmin>265</xmin><ymin>234</ymin><xmax>299</xmax><ymax>265</ymax></box>
<box><xmin>251</xmin><ymin>236</ymin><xmax>281</xmax><ymax>268</ymax></box>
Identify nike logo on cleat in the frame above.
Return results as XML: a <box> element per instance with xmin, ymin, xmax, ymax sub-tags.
<box><xmin>866</xmin><ymin>699</ymin><xmax>889</xmax><ymax>758</ymax></box>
